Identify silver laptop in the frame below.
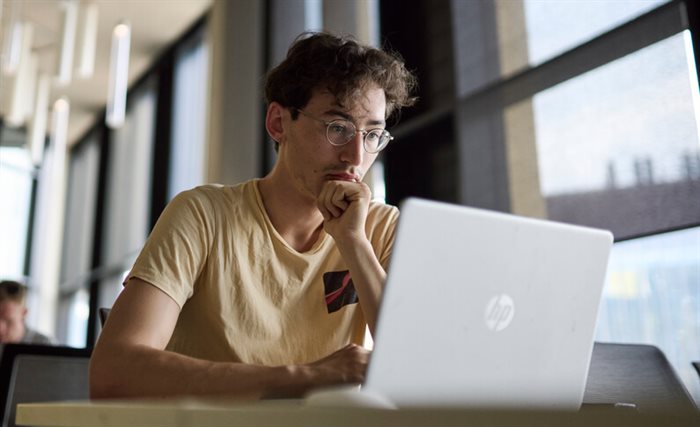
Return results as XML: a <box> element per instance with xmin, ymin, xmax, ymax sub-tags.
<box><xmin>360</xmin><ymin>197</ymin><xmax>613</xmax><ymax>410</ymax></box>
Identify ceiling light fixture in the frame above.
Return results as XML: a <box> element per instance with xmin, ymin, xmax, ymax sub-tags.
<box><xmin>77</xmin><ymin>1</ymin><xmax>98</xmax><ymax>79</ymax></box>
<box><xmin>50</xmin><ymin>97</ymin><xmax>70</xmax><ymax>157</ymax></box>
<box><xmin>1</xmin><ymin>21</ymin><xmax>23</xmax><ymax>75</ymax></box>
<box><xmin>5</xmin><ymin>23</ymin><xmax>34</xmax><ymax>127</ymax></box>
<box><xmin>29</xmin><ymin>74</ymin><xmax>51</xmax><ymax>165</ymax></box>
<box><xmin>24</xmin><ymin>53</ymin><xmax>38</xmax><ymax>118</ymax></box>
<box><xmin>106</xmin><ymin>21</ymin><xmax>131</xmax><ymax>128</ymax></box>
<box><xmin>55</xmin><ymin>0</ymin><xmax>78</xmax><ymax>86</ymax></box>
<box><xmin>1</xmin><ymin>0</ymin><xmax>23</xmax><ymax>75</ymax></box>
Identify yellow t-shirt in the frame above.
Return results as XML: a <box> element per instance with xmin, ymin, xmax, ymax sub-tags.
<box><xmin>127</xmin><ymin>179</ymin><xmax>399</xmax><ymax>366</ymax></box>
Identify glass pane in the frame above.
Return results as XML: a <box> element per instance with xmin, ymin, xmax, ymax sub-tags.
<box><xmin>530</xmin><ymin>32</ymin><xmax>700</xmax><ymax>239</ymax></box>
<box><xmin>57</xmin><ymin>289</ymin><xmax>90</xmax><ymax>348</ymax></box>
<box><xmin>56</xmin><ymin>134</ymin><xmax>101</xmax><ymax>347</ymax></box>
<box><xmin>524</xmin><ymin>0</ymin><xmax>669</xmax><ymax>66</ymax></box>
<box><xmin>0</xmin><ymin>147</ymin><xmax>33</xmax><ymax>278</ymax></box>
<box><xmin>596</xmin><ymin>226</ymin><xmax>700</xmax><ymax>404</ymax></box>
<box><xmin>169</xmin><ymin>30</ymin><xmax>208</xmax><ymax>199</ymax></box>
<box><xmin>61</xmin><ymin>135</ymin><xmax>100</xmax><ymax>287</ymax></box>
<box><xmin>102</xmin><ymin>81</ymin><xmax>157</xmax><ymax>267</ymax></box>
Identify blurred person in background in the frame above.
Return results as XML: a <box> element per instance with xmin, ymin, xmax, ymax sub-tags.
<box><xmin>0</xmin><ymin>280</ymin><xmax>54</xmax><ymax>345</ymax></box>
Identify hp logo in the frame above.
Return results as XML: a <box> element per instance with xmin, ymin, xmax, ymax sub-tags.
<box><xmin>484</xmin><ymin>294</ymin><xmax>515</xmax><ymax>332</ymax></box>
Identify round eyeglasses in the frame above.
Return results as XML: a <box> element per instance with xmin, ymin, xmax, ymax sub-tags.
<box><xmin>295</xmin><ymin>109</ymin><xmax>394</xmax><ymax>154</ymax></box>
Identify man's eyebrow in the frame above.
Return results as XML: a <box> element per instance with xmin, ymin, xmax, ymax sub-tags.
<box><xmin>323</xmin><ymin>109</ymin><xmax>386</xmax><ymax>127</ymax></box>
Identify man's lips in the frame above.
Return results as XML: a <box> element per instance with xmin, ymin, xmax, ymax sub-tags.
<box><xmin>326</xmin><ymin>173</ymin><xmax>360</xmax><ymax>182</ymax></box>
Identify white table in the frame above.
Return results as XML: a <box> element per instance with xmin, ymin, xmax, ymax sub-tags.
<box><xmin>15</xmin><ymin>399</ymin><xmax>699</xmax><ymax>427</ymax></box>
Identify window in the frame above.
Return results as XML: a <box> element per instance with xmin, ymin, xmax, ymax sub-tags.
<box><xmin>58</xmin><ymin>131</ymin><xmax>101</xmax><ymax>347</ymax></box>
<box><xmin>524</xmin><ymin>0</ymin><xmax>669</xmax><ymax>66</ymax></box>
<box><xmin>508</xmin><ymin>3</ymin><xmax>700</xmax><ymax>403</ymax></box>
<box><xmin>510</xmin><ymin>7</ymin><xmax>700</xmax><ymax>402</ymax></box>
<box><xmin>597</xmin><ymin>227</ymin><xmax>700</xmax><ymax>401</ymax></box>
<box><xmin>383</xmin><ymin>0</ymin><xmax>699</xmax><ymax>404</ymax></box>
<box><xmin>99</xmin><ymin>79</ymin><xmax>158</xmax><ymax>322</ymax></box>
<box><xmin>0</xmin><ymin>144</ymin><xmax>33</xmax><ymax>278</ymax></box>
<box><xmin>102</xmin><ymin>80</ymin><xmax>157</xmax><ymax>271</ymax></box>
<box><xmin>528</xmin><ymin>31</ymin><xmax>700</xmax><ymax>238</ymax></box>
<box><xmin>168</xmin><ymin>27</ymin><xmax>209</xmax><ymax>200</ymax></box>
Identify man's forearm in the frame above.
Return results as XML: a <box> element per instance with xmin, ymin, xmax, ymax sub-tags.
<box><xmin>335</xmin><ymin>236</ymin><xmax>385</xmax><ymax>336</ymax></box>
<box><xmin>90</xmin><ymin>340</ymin><xmax>371</xmax><ymax>400</ymax></box>
<box><xmin>90</xmin><ymin>342</ymin><xmax>306</xmax><ymax>399</ymax></box>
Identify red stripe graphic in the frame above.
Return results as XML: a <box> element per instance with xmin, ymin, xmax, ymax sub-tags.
<box><xmin>325</xmin><ymin>271</ymin><xmax>352</xmax><ymax>305</ymax></box>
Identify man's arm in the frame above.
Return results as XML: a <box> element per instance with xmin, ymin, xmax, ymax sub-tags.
<box><xmin>317</xmin><ymin>181</ymin><xmax>386</xmax><ymax>336</ymax></box>
<box><xmin>89</xmin><ymin>278</ymin><xmax>369</xmax><ymax>399</ymax></box>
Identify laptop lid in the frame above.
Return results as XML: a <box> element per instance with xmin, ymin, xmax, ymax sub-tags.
<box><xmin>364</xmin><ymin>198</ymin><xmax>613</xmax><ymax>410</ymax></box>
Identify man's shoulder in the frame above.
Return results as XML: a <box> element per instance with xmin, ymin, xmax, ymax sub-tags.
<box><xmin>367</xmin><ymin>201</ymin><xmax>399</xmax><ymax>225</ymax></box>
<box><xmin>22</xmin><ymin>327</ymin><xmax>55</xmax><ymax>346</ymax></box>
<box><xmin>368</xmin><ymin>200</ymin><xmax>399</xmax><ymax>216</ymax></box>
<box><xmin>180</xmin><ymin>182</ymin><xmax>242</xmax><ymax>198</ymax></box>
<box><xmin>173</xmin><ymin>181</ymin><xmax>255</xmax><ymax>209</ymax></box>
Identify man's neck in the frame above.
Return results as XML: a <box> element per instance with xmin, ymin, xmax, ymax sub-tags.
<box><xmin>257</xmin><ymin>172</ymin><xmax>325</xmax><ymax>253</ymax></box>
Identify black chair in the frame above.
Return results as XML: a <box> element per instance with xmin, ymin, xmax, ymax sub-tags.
<box><xmin>584</xmin><ymin>342</ymin><xmax>697</xmax><ymax>413</ymax></box>
<box><xmin>0</xmin><ymin>344</ymin><xmax>92</xmax><ymax>427</ymax></box>
<box><xmin>98</xmin><ymin>308</ymin><xmax>111</xmax><ymax>327</ymax></box>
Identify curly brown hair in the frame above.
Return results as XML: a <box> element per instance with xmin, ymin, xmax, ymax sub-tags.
<box><xmin>265</xmin><ymin>32</ymin><xmax>417</xmax><ymax>148</ymax></box>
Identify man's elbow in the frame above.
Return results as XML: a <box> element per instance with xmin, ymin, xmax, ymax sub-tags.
<box><xmin>89</xmin><ymin>350</ymin><xmax>126</xmax><ymax>399</ymax></box>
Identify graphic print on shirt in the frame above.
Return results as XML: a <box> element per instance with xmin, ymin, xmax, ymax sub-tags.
<box><xmin>323</xmin><ymin>270</ymin><xmax>358</xmax><ymax>313</ymax></box>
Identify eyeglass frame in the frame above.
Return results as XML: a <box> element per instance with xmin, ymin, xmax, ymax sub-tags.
<box><xmin>294</xmin><ymin>109</ymin><xmax>394</xmax><ymax>154</ymax></box>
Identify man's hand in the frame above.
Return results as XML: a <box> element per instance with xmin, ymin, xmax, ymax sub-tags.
<box><xmin>263</xmin><ymin>344</ymin><xmax>370</xmax><ymax>399</ymax></box>
<box><xmin>317</xmin><ymin>180</ymin><xmax>372</xmax><ymax>243</ymax></box>
<box><xmin>305</xmin><ymin>343</ymin><xmax>370</xmax><ymax>385</ymax></box>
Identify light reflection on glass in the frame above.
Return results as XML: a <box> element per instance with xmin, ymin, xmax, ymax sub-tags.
<box><xmin>524</xmin><ymin>0</ymin><xmax>669</xmax><ymax>66</ymax></box>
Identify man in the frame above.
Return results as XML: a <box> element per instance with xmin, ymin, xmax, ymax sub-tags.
<box><xmin>90</xmin><ymin>32</ymin><xmax>416</xmax><ymax>399</ymax></box>
<box><xmin>0</xmin><ymin>280</ymin><xmax>54</xmax><ymax>345</ymax></box>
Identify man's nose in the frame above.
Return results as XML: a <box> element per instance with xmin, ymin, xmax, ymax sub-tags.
<box><xmin>339</xmin><ymin>132</ymin><xmax>364</xmax><ymax>166</ymax></box>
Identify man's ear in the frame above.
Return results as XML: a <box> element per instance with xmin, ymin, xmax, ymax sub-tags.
<box><xmin>21</xmin><ymin>306</ymin><xmax>27</xmax><ymax>320</ymax></box>
<box><xmin>265</xmin><ymin>102</ymin><xmax>287</xmax><ymax>145</ymax></box>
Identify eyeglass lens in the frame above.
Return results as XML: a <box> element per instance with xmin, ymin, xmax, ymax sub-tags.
<box><xmin>326</xmin><ymin>120</ymin><xmax>390</xmax><ymax>153</ymax></box>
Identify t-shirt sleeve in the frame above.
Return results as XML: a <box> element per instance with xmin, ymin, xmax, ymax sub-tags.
<box><xmin>125</xmin><ymin>189</ymin><xmax>213</xmax><ymax>308</ymax></box>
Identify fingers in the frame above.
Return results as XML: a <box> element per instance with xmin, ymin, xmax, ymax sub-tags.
<box><xmin>310</xmin><ymin>343</ymin><xmax>370</xmax><ymax>385</ymax></box>
<box><xmin>332</xmin><ymin>344</ymin><xmax>370</xmax><ymax>384</ymax></box>
<box><xmin>317</xmin><ymin>181</ymin><xmax>369</xmax><ymax>220</ymax></box>
<box><xmin>318</xmin><ymin>182</ymin><xmax>351</xmax><ymax>219</ymax></box>
<box><xmin>327</xmin><ymin>186</ymin><xmax>349</xmax><ymax>218</ymax></box>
